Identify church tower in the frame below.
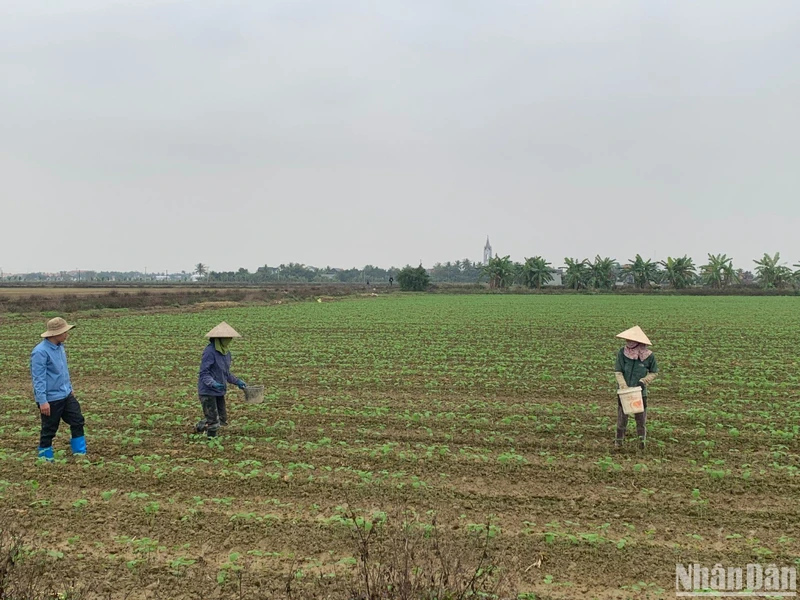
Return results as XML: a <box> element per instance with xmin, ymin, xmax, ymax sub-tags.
<box><xmin>483</xmin><ymin>236</ymin><xmax>493</xmax><ymax>265</ymax></box>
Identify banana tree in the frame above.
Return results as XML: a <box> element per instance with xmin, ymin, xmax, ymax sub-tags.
<box><xmin>480</xmin><ymin>255</ymin><xmax>516</xmax><ymax>289</ymax></box>
<box><xmin>563</xmin><ymin>258</ymin><xmax>590</xmax><ymax>290</ymax></box>
<box><xmin>660</xmin><ymin>256</ymin><xmax>696</xmax><ymax>289</ymax></box>
<box><xmin>590</xmin><ymin>256</ymin><xmax>617</xmax><ymax>290</ymax></box>
<box><xmin>520</xmin><ymin>256</ymin><xmax>554</xmax><ymax>289</ymax></box>
<box><xmin>754</xmin><ymin>253</ymin><xmax>793</xmax><ymax>288</ymax></box>
<box><xmin>625</xmin><ymin>255</ymin><xmax>660</xmax><ymax>289</ymax></box>
<box><xmin>701</xmin><ymin>254</ymin><xmax>739</xmax><ymax>288</ymax></box>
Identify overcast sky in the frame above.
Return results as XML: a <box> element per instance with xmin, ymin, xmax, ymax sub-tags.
<box><xmin>2</xmin><ymin>0</ymin><xmax>799</xmax><ymax>274</ymax></box>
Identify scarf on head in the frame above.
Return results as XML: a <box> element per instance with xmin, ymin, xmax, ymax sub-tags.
<box><xmin>213</xmin><ymin>338</ymin><xmax>232</xmax><ymax>355</ymax></box>
<box><xmin>623</xmin><ymin>341</ymin><xmax>652</xmax><ymax>361</ymax></box>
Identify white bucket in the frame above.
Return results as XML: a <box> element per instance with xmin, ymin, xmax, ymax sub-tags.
<box><xmin>243</xmin><ymin>385</ymin><xmax>264</xmax><ymax>404</ymax></box>
<box><xmin>618</xmin><ymin>386</ymin><xmax>644</xmax><ymax>415</ymax></box>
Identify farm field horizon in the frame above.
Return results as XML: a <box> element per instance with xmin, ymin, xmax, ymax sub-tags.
<box><xmin>1</xmin><ymin>294</ymin><xmax>799</xmax><ymax>599</ymax></box>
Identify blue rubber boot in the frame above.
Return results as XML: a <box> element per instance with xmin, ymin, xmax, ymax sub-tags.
<box><xmin>70</xmin><ymin>436</ymin><xmax>87</xmax><ymax>455</ymax></box>
<box><xmin>38</xmin><ymin>446</ymin><xmax>54</xmax><ymax>462</ymax></box>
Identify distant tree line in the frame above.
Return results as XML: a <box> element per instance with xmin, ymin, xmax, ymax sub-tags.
<box><xmin>3</xmin><ymin>264</ymin><xmax>397</xmax><ymax>284</ymax></box>
<box><xmin>199</xmin><ymin>263</ymin><xmax>396</xmax><ymax>284</ymax></box>
<box><xmin>0</xmin><ymin>270</ymin><xmax>193</xmax><ymax>283</ymax></box>
<box><xmin>427</xmin><ymin>259</ymin><xmax>483</xmax><ymax>283</ymax></box>
<box><xmin>5</xmin><ymin>253</ymin><xmax>800</xmax><ymax>292</ymax></box>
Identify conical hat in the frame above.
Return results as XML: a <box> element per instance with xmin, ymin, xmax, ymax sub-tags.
<box><xmin>204</xmin><ymin>322</ymin><xmax>241</xmax><ymax>338</ymax></box>
<box><xmin>616</xmin><ymin>325</ymin><xmax>651</xmax><ymax>346</ymax></box>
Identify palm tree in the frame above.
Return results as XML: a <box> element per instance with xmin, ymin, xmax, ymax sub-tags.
<box><xmin>480</xmin><ymin>255</ymin><xmax>516</xmax><ymax>289</ymax></box>
<box><xmin>563</xmin><ymin>257</ymin><xmax>590</xmax><ymax>290</ymax></box>
<box><xmin>701</xmin><ymin>254</ymin><xmax>739</xmax><ymax>288</ymax></box>
<box><xmin>589</xmin><ymin>256</ymin><xmax>617</xmax><ymax>290</ymax></box>
<box><xmin>194</xmin><ymin>263</ymin><xmax>208</xmax><ymax>279</ymax></box>
<box><xmin>520</xmin><ymin>256</ymin><xmax>554</xmax><ymax>289</ymax></box>
<box><xmin>753</xmin><ymin>253</ymin><xmax>793</xmax><ymax>288</ymax></box>
<box><xmin>660</xmin><ymin>256</ymin><xmax>697</xmax><ymax>289</ymax></box>
<box><xmin>625</xmin><ymin>255</ymin><xmax>659</xmax><ymax>289</ymax></box>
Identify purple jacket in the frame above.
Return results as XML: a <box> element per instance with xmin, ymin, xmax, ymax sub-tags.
<box><xmin>198</xmin><ymin>343</ymin><xmax>239</xmax><ymax>396</ymax></box>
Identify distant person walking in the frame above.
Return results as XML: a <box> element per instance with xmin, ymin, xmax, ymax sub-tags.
<box><xmin>196</xmin><ymin>322</ymin><xmax>247</xmax><ymax>437</ymax></box>
<box><xmin>613</xmin><ymin>326</ymin><xmax>658</xmax><ymax>450</ymax></box>
<box><xmin>31</xmin><ymin>317</ymin><xmax>87</xmax><ymax>461</ymax></box>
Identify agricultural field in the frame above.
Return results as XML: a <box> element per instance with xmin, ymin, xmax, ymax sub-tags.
<box><xmin>1</xmin><ymin>294</ymin><xmax>799</xmax><ymax>599</ymax></box>
<box><xmin>0</xmin><ymin>287</ymin><xmax>216</xmax><ymax>297</ymax></box>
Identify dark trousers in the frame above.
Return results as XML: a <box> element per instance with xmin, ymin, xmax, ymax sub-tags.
<box><xmin>40</xmin><ymin>394</ymin><xmax>85</xmax><ymax>448</ymax></box>
<box><xmin>199</xmin><ymin>395</ymin><xmax>227</xmax><ymax>436</ymax></box>
<box><xmin>616</xmin><ymin>403</ymin><xmax>647</xmax><ymax>442</ymax></box>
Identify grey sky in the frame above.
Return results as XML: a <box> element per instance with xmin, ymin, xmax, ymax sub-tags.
<box><xmin>2</xmin><ymin>0</ymin><xmax>799</xmax><ymax>274</ymax></box>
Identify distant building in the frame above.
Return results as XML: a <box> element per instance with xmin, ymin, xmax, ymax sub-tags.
<box><xmin>483</xmin><ymin>236</ymin><xmax>493</xmax><ymax>265</ymax></box>
<box><xmin>320</xmin><ymin>269</ymin><xmax>343</xmax><ymax>281</ymax></box>
<box><xmin>548</xmin><ymin>269</ymin><xmax>563</xmax><ymax>287</ymax></box>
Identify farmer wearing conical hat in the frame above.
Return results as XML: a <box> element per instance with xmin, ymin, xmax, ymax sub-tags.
<box><xmin>31</xmin><ymin>317</ymin><xmax>87</xmax><ymax>461</ymax></box>
<box><xmin>614</xmin><ymin>326</ymin><xmax>658</xmax><ymax>450</ymax></box>
<box><xmin>196</xmin><ymin>322</ymin><xmax>247</xmax><ymax>437</ymax></box>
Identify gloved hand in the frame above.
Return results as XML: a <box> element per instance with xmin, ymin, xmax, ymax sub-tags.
<box><xmin>211</xmin><ymin>381</ymin><xmax>225</xmax><ymax>392</ymax></box>
<box><xmin>639</xmin><ymin>373</ymin><xmax>658</xmax><ymax>387</ymax></box>
<box><xmin>236</xmin><ymin>379</ymin><xmax>247</xmax><ymax>390</ymax></box>
<box><xmin>614</xmin><ymin>372</ymin><xmax>628</xmax><ymax>389</ymax></box>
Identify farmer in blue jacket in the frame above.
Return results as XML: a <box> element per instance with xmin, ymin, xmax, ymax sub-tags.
<box><xmin>195</xmin><ymin>322</ymin><xmax>247</xmax><ymax>437</ymax></box>
<box><xmin>31</xmin><ymin>317</ymin><xmax>87</xmax><ymax>461</ymax></box>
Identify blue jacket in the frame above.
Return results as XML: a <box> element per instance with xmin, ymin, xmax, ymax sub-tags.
<box><xmin>198</xmin><ymin>343</ymin><xmax>239</xmax><ymax>396</ymax></box>
<box><xmin>31</xmin><ymin>339</ymin><xmax>73</xmax><ymax>405</ymax></box>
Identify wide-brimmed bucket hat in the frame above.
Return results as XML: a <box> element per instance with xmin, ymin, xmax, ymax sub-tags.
<box><xmin>204</xmin><ymin>322</ymin><xmax>242</xmax><ymax>338</ymax></box>
<box><xmin>616</xmin><ymin>325</ymin><xmax>652</xmax><ymax>346</ymax></box>
<box><xmin>41</xmin><ymin>317</ymin><xmax>76</xmax><ymax>338</ymax></box>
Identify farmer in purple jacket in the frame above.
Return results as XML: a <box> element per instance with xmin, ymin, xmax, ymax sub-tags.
<box><xmin>195</xmin><ymin>322</ymin><xmax>247</xmax><ymax>437</ymax></box>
